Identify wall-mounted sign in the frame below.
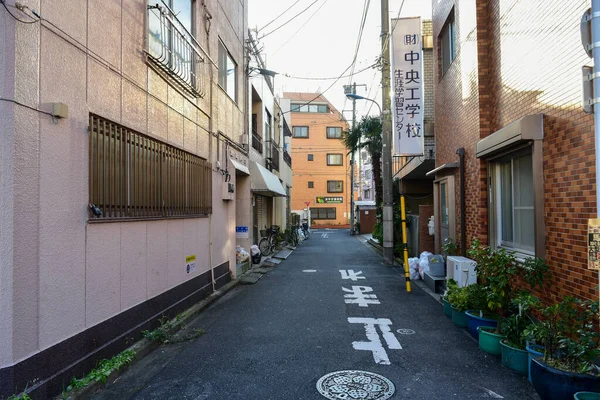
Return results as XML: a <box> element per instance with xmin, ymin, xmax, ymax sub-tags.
<box><xmin>391</xmin><ymin>16</ymin><xmax>424</xmax><ymax>156</ymax></box>
<box><xmin>316</xmin><ymin>196</ymin><xmax>343</xmax><ymax>204</ymax></box>
<box><xmin>186</xmin><ymin>254</ymin><xmax>197</xmax><ymax>274</ymax></box>
<box><xmin>236</xmin><ymin>226</ymin><xmax>249</xmax><ymax>239</ymax></box>
<box><xmin>588</xmin><ymin>219</ymin><xmax>600</xmax><ymax>270</ymax></box>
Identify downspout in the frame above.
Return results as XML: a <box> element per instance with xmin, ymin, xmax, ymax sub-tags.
<box><xmin>456</xmin><ymin>148</ymin><xmax>466</xmax><ymax>256</ymax></box>
<box><xmin>203</xmin><ymin>0</ymin><xmax>216</xmax><ymax>292</ymax></box>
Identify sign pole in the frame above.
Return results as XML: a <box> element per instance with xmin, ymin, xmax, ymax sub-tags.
<box><xmin>593</xmin><ymin>0</ymin><xmax>600</xmax><ymax>307</ymax></box>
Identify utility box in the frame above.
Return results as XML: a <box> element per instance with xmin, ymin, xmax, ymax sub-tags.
<box><xmin>222</xmin><ymin>182</ymin><xmax>235</xmax><ymax>201</ymax></box>
<box><xmin>447</xmin><ymin>256</ymin><xmax>477</xmax><ymax>287</ymax></box>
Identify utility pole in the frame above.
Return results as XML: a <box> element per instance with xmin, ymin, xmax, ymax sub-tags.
<box><xmin>380</xmin><ymin>0</ymin><xmax>394</xmax><ymax>265</ymax></box>
<box><xmin>351</xmin><ymin>83</ymin><xmax>356</xmax><ymax>235</ymax></box>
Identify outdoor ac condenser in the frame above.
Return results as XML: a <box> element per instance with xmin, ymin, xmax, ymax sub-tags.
<box><xmin>446</xmin><ymin>256</ymin><xmax>477</xmax><ymax>287</ymax></box>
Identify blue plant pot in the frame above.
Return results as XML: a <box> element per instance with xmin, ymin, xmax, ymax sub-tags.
<box><xmin>526</xmin><ymin>344</ymin><xmax>544</xmax><ymax>384</ymax></box>
<box><xmin>574</xmin><ymin>392</ymin><xmax>600</xmax><ymax>400</ymax></box>
<box><xmin>465</xmin><ymin>310</ymin><xmax>498</xmax><ymax>340</ymax></box>
<box><xmin>530</xmin><ymin>358</ymin><xmax>600</xmax><ymax>400</ymax></box>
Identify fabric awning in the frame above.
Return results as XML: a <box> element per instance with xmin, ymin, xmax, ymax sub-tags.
<box><xmin>250</xmin><ymin>161</ymin><xmax>286</xmax><ymax>197</ymax></box>
<box><xmin>230</xmin><ymin>158</ymin><xmax>249</xmax><ymax>175</ymax></box>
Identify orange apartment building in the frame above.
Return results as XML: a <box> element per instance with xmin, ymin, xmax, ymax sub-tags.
<box><xmin>283</xmin><ymin>93</ymin><xmax>350</xmax><ymax>227</ymax></box>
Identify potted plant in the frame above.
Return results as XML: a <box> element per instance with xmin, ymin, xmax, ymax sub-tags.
<box><xmin>464</xmin><ymin>283</ymin><xmax>498</xmax><ymax>340</ymax></box>
<box><xmin>498</xmin><ymin>293</ymin><xmax>540</xmax><ymax>375</ymax></box>
<box><xmin>447</xmin><ymin>285</ymin><xmax>469</xmax><ymax>328</ymax></box>
<box><xmin>442</xmin><ymin>279</ymin><xmax>458</xmax><ymax>317</ymax></box>
<box><xmin>530</xmin><ymin>297</ymin><xmax>600</xmax><ymax>400</ymax></box>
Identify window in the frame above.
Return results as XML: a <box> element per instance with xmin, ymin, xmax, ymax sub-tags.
<box><xmin>364</xmin><ymin>189</ymin><xmax>370</xmax><ymax>199</ymax></box>
<box><xmin>89</xmin><ymin>114</ymin><xmax>212</xmax><ymax>220</ymax></box>
<box><xmin>440</xmin><ymin>14</ymin><xmax>456</xmax><ymax>76</ymax></box>
<box><xmin>326</xmin><ymin>127</ymin><xmax>342</xmax><ymax>139</ymax></box>
<box><xmin>308</xmin><ymin>181</ymin><xmax>314</xmax><ymax>188</ymax></box>
<box><xmin>291</xmin><ymin>103</ymin><xmax>329</xmax><ymax>113</ymax></box>
<box><xmin>327</xmin><ymin>153</ymin><xmax>343</xmax><ymax>166</ymax></box>
<box><xmin>293</xmin><ymin>126</ymin><xmax>309</xmax><ymax>138</ymax></box>
<box><xmin>308</xmin><ymin>154</ymin><xmax>314</xmax><ymax>161</ymax></box>
<box><xmin>364</xmin><ymin>170</ymin><xmax>372</xmax><ymax>180</ymax></box>
<box><xmin>147</xmin><ymin>0</ymin><xmax>205</xmax><ymax>97</ymax></box>
<box><xmin>327</xmin><ymin>181</ymin><xmax>343</xmax><ymax>193</ymax></box>
<box><xmin>312</xmin><ymin>207</ymin><xmax>336</xmax><ymax>220</ymax></box>
<box><xmin>265</xmin><ymin>109</ymin><xmax>272</xmax><ymax>141</ymax></box>
<box><xmin>491</xmin><ymin>151</ymin><xmax>534</xmax><ymax>255</ymax></box>
<box><xmin>218</xmin><ymin>40</ymin><xmax>237</xmax><ymax>100</ymax></box>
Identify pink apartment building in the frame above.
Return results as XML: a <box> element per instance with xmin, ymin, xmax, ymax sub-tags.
<box><xmin>0</xmin><ymin>0</ymin><xmax>251</xmax><ymax>397</ymax></box>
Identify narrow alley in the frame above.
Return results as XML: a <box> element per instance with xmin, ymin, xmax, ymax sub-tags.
<box><xmin>89</xmin><ymin>231</ymin><xmax>537</xmax><ymax>400</ymax></box>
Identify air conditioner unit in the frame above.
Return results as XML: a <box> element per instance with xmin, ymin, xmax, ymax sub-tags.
<box><xmin>447</xmin><ymin>256</ymin><xmax>477</xmax><ymax>287</ymax></box>
<box><xmin>222</xmin><ymin>182</ymin><xmax>235</xmax><ymax>201</ymax></box>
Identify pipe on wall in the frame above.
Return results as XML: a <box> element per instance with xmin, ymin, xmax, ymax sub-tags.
<box><xmin>456</xmin><ymin>148</ymin><xmax>466</xmax><ymax>256</ymax></box>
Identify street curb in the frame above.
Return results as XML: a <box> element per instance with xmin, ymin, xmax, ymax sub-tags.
<box><xmin>60</xmin><ymin>277</ymin><xmax>241</xmax><ymax>400</ymax></box>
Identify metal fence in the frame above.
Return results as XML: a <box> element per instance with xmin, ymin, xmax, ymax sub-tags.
<box><xmin>89</xmin><ymin>114</ymin><xmax>212</xmax><ymax>220</ymax></box>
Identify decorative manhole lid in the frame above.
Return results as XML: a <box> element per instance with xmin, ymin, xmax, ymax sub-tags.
<box><xmin>316</xmin><ymin>370</ymin><xmax>395</xmax><ymax>400</ymax></box>
<box><xmin>396</xmin><ymin>328</ymin><xmax>415</xmax><ymax>335</ymax></box>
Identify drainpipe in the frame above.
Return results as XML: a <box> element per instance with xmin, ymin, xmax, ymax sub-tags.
<box><xmin>456</xmin><ymin>148</ymin><xmax>466</xmax><ymax>256</ymax></box>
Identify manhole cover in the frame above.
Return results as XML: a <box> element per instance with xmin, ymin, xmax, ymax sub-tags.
<box><xmin>396</xmin><ymin>329</ymin><xmax>415</xmax><ymax>335</ymax></box>
<box><xmin>316</xmin><ymin>370</ymin><xmax>395</xmax><ymax>400</ymax></box>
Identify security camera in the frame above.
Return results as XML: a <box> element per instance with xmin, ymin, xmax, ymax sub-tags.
<box><xmin>89</xmin><ymin>203</ymin><xmax>102</xmax><ymax>217</ymax></box>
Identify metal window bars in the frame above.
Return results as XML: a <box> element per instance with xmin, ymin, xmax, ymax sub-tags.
<box><xmin>283</xmin><ymin>150</ymin><xmax>292</xmax><ymax>168</ymax></box>
<box><xmin>265</xmin><ymin>140</ymin><xmax>279</xmax><ymax>172</ymax></box>
<box><xmin>89</xmin><ymin>114</ymin><xmax>212</xmax><ymax>220</ymax></box>
<box><xmin>146</xmin><ymin>1</ymin><xmax>209</xmax><ymax>98</ymax></box>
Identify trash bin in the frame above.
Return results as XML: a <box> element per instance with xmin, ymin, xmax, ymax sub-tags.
<box><xmin>428</xmin><ymin>254</ymin><xmax>445</xmax><ymax>276</ymax></box>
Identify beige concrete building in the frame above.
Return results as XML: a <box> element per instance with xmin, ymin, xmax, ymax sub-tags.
<box><xmin>0</xmin><ymin>0</ymin><xmax>249</xmax><ymax>397</ymax></box>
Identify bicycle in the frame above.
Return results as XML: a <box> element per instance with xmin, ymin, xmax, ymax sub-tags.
<box><xmin>301</xmin><ymin>222</ymin><xmax>310</xmax><ymax>240</ymax></box>
<box><xmin>288</xmin><ymin>225</ymin><xmax>300</xmax><ymax>247</ymax></box>
<box><xmin>258</xmin><ymin>225</ymin><xmax>281</xmax><ymax>256</ymax></box>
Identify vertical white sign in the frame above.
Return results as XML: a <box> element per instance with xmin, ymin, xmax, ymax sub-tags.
<box><xmin>391</xmin><ymin>17</ymin><xmax>424</xmax><ymax>156</ymax></box>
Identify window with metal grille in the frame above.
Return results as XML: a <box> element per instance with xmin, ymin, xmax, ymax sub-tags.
<box><xmin>327</xmin><ymin>180</ymin><xmax>343</xmax><ymax>193</ymax></box>
<box><xmin>326</xmin><ymin>153</ymin><xmax>343</xmax><ymax>166</ymax></box>
<box><xmin>326</xmin><ymin>127</ymin><xmax>342</xmax><ymax>139</ymax></box>
<box><xmin>312</xmin><ymin>207</ymin><xmax>336</xmax><ymax>220</ymax></box>
<box><xmin>88</xmin><ymin>114</ymin><xmax>212</xmax><ymax>220</ymax></box>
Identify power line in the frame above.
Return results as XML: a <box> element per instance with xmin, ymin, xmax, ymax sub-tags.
<box><xmin>0</xmin><ymin>1</ymin><xmax>39</xmax><ymax>24</ymax></box>
<box><xmin>342</xmin><ymin>0</ymin><xmax>371</xmax><ymax>114</ymax></box>
<box><xmin>272</xmin><ymin>0</ymin><xmax>331</xmax><ymax>55</ymax></box>
<box><xmin>0</xmin><ymin>98</ymin><xmax>54</xmax><ymax>117</ymax></box>
<box><xmin>259</xmin><ymin>0</ymin><xmax>322</xmax><ymax>40</ymax></box>
<box><xmin>284</xmin><ymin>63</ymin><xmax>376</xmax><ymax>81</ymax></box>
<box><xmin>257</xmin><ymin>0</ymin><xmax>303</xmax><ymax>33</ymax></box>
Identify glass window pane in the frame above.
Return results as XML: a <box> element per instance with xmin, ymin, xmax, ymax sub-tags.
<box><xmin>226</xmin><ymin>53</ymin><xmax>236</xmax><ymax>100</ymax></box>
<box><xmin>500</xmin><ymin>162</ymin><xmax>513</xmax><ymax>243</ymax></box>
<box><xmin>440</xmin><ymin>183</ymin><xmax>448</xmax><ymax>224</ymax></box>
<box><xmin>300</xmin><ymin>105</ymin><xmax>309</xmax><ymax>112</ymax></box>
<box><xmin>514</xmin><ymin>153</ymin><xmax>533</xmax><ymax>208</ymax></box>
<box><xmin>148</xmin><ymin>5</ymin><xmax>164</xmax><ymax>59</ymax></box>
<box><xmin>172</xmin><ymin>0</ymin><xmax>192</xmax><ymax>33</ymax></box>
<box><xmin>318</xmin><ymin>105</ymin><xmax>328</xmax><ymax>113</ymax></box>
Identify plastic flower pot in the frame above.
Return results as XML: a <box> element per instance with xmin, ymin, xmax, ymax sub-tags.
<box><xmin>478</xmin><ymin>326</ymin><xmax>505</xmax><ymax>356</ymax></box>
<box><xmin>526</xmin><ymin>344</ymin><xmax>544</xmax><ymax>384</ymax></box>
<box><xmin>465</xmin><ymin>310</ymin><xmax>498</xmax><ymax>340</ymax></box>
<box><xmin>500</xmin><ymin>340</ymin><xmax>528</xmax><ymax>375</ymax></box>
<box><xmin>530</xmin><ymin>358</ymin><xmax>600</xmax><ymax>400</ymax></box>
<box><xmin>574</xmin><ymin>392</ymin><xmax>600</xmax><ymax>400</ymax></box>
<box><xmin>451</xmin><ymin>306</ymin><xmax>468</xmax><ymax>328</ymax></box>
<box><xmin>443</xmin><ymin>297</ymin><xmax>452</xmax><ymax>317</ymax></box>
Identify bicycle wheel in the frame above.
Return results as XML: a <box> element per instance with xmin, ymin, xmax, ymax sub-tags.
<box><xmin>304</xmin><ymin>229</ymin><xmax>310</xmax><ymax>239</ymax></box>
<box><xmin>258</xmin><ymin>238</ymin><xmax>271</xmax><ymax>256</ymax></box>
<box><xmin>292</xmin><ymin>231</ymin><xmax>299</xmax><ymax>246</ymax></box>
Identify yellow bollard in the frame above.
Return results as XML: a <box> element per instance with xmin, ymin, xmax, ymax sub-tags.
<box><xmin>401</xmin><ymin>194</ymin><xmax>412</xmax><ymax>292</ymax></box>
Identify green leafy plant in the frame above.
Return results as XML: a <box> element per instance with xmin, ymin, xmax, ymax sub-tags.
<box><xmin>443</xmin><ymin>278</ymin><xmax>458</xmax><ymax>301</ymax></box>
<box><xmin>141</xmin><ymin>315</ymin><xmax>172</xmax><ymax>343</ymax></box>
<box><xmin>500</xmin><ymin>293</ymin><xmax>540</xmax><ymax>349</ymax></box>
<box><xmin>447</xmin><ymin>285</ymin><xmax>469</xmax><ymax>312</ymax></box>
<box><xmin>7</xmin><ymin>392</ymin><xmax>32</xmax><ymax>400</ymax></box>
<box><xmin>372</xmin><ymin>222</ymin><xmax>382</xmax><ymax>243</ymax></box>
<box><xmin>65</xmin><ymin>349</ymin><xmax>136</xmax><ymax>392</ymax></box>
<box><xmin>465</xmin><ymin>283</ymin><xmax>492</xmax><ymax>315</ymax></box>
<box><xmin>442</xmin><ymin>237</ymin><xmax>459</xmax><ymax>257</ymax></box>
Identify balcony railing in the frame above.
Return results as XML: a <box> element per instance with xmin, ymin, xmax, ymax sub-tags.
<box><xmin>252</xmin><ymin>130</ymin><xmax>263</xmax><ymax>153</ymax></box>
<box><xmin>283</xmin><ymin>150</ymin><xmax>292</xmax><ymax>168</ymax></box>
<box><xmin>146</xmin><ymin>1</ymin><xmax>209</xmax><ymax>98</ymax></box>
<box><xmin>269</xmin><ymin>141</ymin><xmax>280</xmax><ymax>171</ymax></box>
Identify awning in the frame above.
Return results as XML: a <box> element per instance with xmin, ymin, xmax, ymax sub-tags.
<box><xmin>476</xmin><ymin>114</ymin><xmax>543</xmax><ymax>158</ymax></box>
<box><xmin>230</xmin><ymin>158</ymin><xmax>249</xmax><ymax>175</ymax></box>
<box><xmin>426</xmin><ymin>162</ymin><xmax>458</xmax><ymax>176</ymax></box>
<box><xmin>250</xmin><ymin>161</ymin><xmax>286</xmax><ymax>197</ymax></box>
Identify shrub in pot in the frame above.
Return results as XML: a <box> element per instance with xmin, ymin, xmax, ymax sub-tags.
<box><xmin>448</xmin><ymin>285</ymin><xmax>469</xmax><ymax>328</ymax></box>
<box><xmin>530</xmin><ymin>297</ymin><xmax>600</xmax><ymax>400</ymax></box>
<box><xmin>442</xmin><ymin>279</ymin><xmax>458</xmax><ymax>317</ymax></box>
<box><xmin>464</xmin><ymin>283</ymin><xmax>498</xmax><ymax>340</ymax></box>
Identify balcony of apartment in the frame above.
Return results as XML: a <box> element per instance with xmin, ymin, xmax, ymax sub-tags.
<box><xmin>146</xmin><ymin>1</ymin><xmax>208</xmax><ymax>98</ymax></box>
<box><xmin>265</xmin><ymin>140</ymin><xmax>280</xmax><ymax>172</ymax></box>
<box><xmin>252</xmin><ymin>129</ymin><xmax>263</xmax><ymax>154</ymax></box>
<box><xmin>393</xmin><ymin>135</ymin><xmax>435</xmax><ymax>181</ymax></box>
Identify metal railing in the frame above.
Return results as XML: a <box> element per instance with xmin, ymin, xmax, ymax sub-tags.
<box><xmin>252</xmin><ymin>130</ymin><xmax>263</xmax><ymax>153</ymax></box>
<box><xmin>146</xmin><ymin>1</ymin><xmax>209</xmax><ymax>98</ymax></box>
<box><xmin>267</xmin><ymin>141</ymin><xmax>279</xmax><ymax>171</ymax></box>
<box><xmin>283</xmin><ymin>150</ymin><xmax>292</xmax><ymax>167</ymax></box>
<box><xmin>89</xmin><ymin>114</ymin><xmax>212</xmax><ymax>220</ymax></box>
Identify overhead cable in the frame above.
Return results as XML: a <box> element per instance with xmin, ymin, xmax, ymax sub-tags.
<box><xmin>259</xmin><ymin>0</ymin><xmax>322</xmax><ymax>40</ymax></box>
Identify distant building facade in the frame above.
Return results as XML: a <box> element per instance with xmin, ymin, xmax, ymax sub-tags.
<box><xmin>283</xmin><ymin>93</ymin><xmax>350</xmax><ymax>227</ymax></box>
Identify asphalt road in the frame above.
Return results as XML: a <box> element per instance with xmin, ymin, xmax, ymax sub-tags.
<box><xmin>89</xmin><ymin>229</ymin><xmax>539</xmax><ymax>400</ymax></box>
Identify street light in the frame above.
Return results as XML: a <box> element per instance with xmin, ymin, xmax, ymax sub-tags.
<box><xmin>345</xmin><ymin>93</ymin><xmax>394</xmax><ymax>266</ymax></box>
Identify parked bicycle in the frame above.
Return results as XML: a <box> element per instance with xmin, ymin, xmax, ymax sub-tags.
<box><xmin>301</xmin><ymin>222</ymin><xmax>310</xmax><ymax>240</ymax></box>
<box><xmin>288</xmin><ymin>225</ymin><xmax>300</xmax><ymax>247</ymax></box>
<box><xmin>258</xmin><ymin>225</ymin><xmax>281</xmax><ymax>256</ymax></box>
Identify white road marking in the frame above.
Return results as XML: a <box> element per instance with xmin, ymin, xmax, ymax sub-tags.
<box><xmin>343</xmin><ymin>286</ymin><xmax>380</xmax><ymax>307</ymax></box>
<box><xmin>348</xmin><ymin>317</ymin><xmax>402</xmax><ymax>365</ymax></box>
<box><xmin>321</xmin><ymin>233</ymin><xmax>329</xmax><ymax>238</ymax></box>
<box><xmin>339</xmin><ymin>270</ymin><xmax>365</xmax><ymax>281</ymax></box>
<box><xmin>483</xmin><ymin>388</ymin><xmax>504</xmax><ymax>398</ymax></box>
<box><xmin>303</xmin><ymin>269</ymin><xmax>317</xmax><ymax>273</ymax></box>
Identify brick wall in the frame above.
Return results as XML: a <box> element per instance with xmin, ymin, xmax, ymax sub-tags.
<box><xmin>433</xmin><ymin>0</ymin><xmax>599</xmax><ymax>304</ymax></box>
<box><xmin>419</xmin><ymin>205</ymin><xmax>435</xmax><ymax>254</ymax></box>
